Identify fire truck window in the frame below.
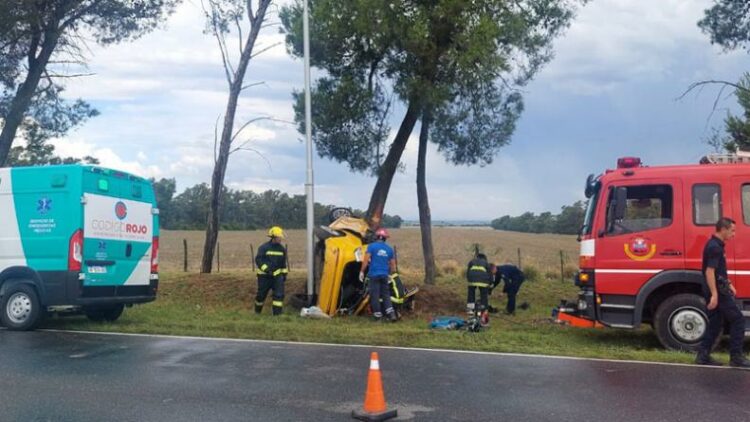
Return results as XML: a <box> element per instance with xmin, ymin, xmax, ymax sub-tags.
<box><xmin>692</xmin><ymin>184</ymin><xmax>722</xmax><ymax>226</ymax></box>
<box><xmin>607</xmin><ymin>184</ymin><xmax>673</xmax><ymax>235</ymax></box>
<box><xmin>742</xmin><ymin>184</ymin><xmax>750</xmax><ymax>225</ymax></box>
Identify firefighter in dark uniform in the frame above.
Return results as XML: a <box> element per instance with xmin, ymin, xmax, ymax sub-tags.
<box><xmin>254</xmin><ymin>226</ymin><xmax>288</xmax><ymax>316</ymax></box>
<box><xmin>492</xmin><ymin>264</ymin><xmax>526</xmax><ymax>315</ymax></box>
<box><xmin>466</xmin><ymin>253</ymin><xmax>492</xmax><ymax>314</ymax></box>
<box><xmin>695</xmin><ymin>217</ymin><xmax>750</xmax><ymax>367</ymax></box>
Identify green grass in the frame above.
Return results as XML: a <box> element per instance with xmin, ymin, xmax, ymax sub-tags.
<box><xmin>39</xmin><ymin>271</ymin><xmax>722</xmax><ymax>365</ymax></box>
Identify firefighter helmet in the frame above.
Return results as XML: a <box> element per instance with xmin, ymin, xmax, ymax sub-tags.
<box><xmin>268</xmin><ymin>226</ymin><xmax>285</xmax><ymax>239</ymax></box>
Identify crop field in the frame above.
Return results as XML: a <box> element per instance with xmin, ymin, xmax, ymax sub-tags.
<box><xmin>159</xmin><ymin>228</ymin><xmax>580</xmax><ymax>276</ymax></box>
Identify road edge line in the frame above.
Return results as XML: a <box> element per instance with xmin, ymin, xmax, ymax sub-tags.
<box><xmin>33</xmin><ymin>328</ymin><xmax>724</xmax><ymax>370</ymax></box>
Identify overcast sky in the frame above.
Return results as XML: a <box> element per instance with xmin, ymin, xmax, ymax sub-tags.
<box><xmin>56</xmin><ymin>0</ymin><xmax>750</xmax><ymax>220</ymax></box>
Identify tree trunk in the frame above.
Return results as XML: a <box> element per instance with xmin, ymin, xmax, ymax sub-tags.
<box><xmin>417</xmin><ymin>111</ymin><xmax>436</xmax><ymax>284</ymax></box>
<box><xmin>0</xmin><ymin>29</ymin><xmax>60</xmax><ymax>166</ymax></box>
<box><xmin>366</xmin><ymin>100</ymin><xmax>420</xmax><ymax>228</ymax></box>
<box><xmin>201</xmin><ymin>1</ymin><xmax>271</xmax><ymax>273</ymax></box>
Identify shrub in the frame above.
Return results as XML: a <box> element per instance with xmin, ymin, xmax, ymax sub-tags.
<box><xmin>522</xmin><ymin>265</ymin><xmax>540</xmax><ymax>282</ymax></box>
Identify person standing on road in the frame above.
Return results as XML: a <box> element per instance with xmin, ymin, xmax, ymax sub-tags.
<box><xmin>359</xmin><ymin>228</ymin><xmax>398</xmax><ymax>322</ymax></box>
<box><xmin>492</xmin><ymin>264</ymin><xmax>526</xmax><ymax>315</ymax></box>
<box><xmin>466</xmin><ymin>253</ymin><xmax>492</xmax><ymax>314</ymax></box>
<box><xmin>695</xmin><ymin>218</ymin><xmax>750</xmax><ymax>368</ymax></box>
<box><xmin>254</xmin><ymin>226</ymin><xmax>288</xmax><ymax>316</ymax></box>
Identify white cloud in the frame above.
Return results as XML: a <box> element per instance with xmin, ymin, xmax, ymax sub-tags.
<box><xmin>541</xmin><ymin>0</ymin><xmax>720</xmax><ymax>95</ymax></box>
<box><xmin>51</xmin><ymin>136</ymin><xmax>164</xmax><ymax>179</ymax></box>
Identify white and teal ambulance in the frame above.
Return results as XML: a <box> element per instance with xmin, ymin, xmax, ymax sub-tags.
<box><xmin>0</xmin><ymin>165</ymin><xmax>159</xmax><ymax>330</ymax></box>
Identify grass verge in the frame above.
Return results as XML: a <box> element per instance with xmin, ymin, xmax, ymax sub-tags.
<box><xmin>40</xmin><ymin>270</ymin><xmax>725</xmax><ymax>365</ymax></box>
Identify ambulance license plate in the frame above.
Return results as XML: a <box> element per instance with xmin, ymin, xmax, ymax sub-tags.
<box><xmin>88</xmin><ymin>266</ymin><xmax>108</xmax><ymax>274</ymax></box>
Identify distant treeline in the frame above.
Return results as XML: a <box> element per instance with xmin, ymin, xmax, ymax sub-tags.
<box><xmin>153</xmin><ymin>178</ymin><xmax>403</xmax><ymax>230</ymax></box>
<box><xmin>491</xmin><ymin>201</ymin><xmax>586</xmax><ymax>235</ymax></box>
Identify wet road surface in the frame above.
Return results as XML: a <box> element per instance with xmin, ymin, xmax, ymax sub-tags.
<box><xmin>1</xmin><ymin>330</ymin><xmax>749</xmax><ymax>421</ymax></box>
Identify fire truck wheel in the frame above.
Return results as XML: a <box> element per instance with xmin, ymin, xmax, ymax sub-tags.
<box><xmin>653</xmin><ymin>293</ymin><xmax>717</xmax><ymax>352</ymax></box>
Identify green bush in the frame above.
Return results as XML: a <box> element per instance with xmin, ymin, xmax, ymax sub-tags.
<box><xmin>522</xmin><ymin>265</ymin><xmax>540</xmax><ymax>282</ymax></box>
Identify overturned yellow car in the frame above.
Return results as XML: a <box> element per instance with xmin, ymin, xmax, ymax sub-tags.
<box><xmin>313</xmin><ymin>215</ymin><xmax>418</xmax><ymax>317</ymax></box>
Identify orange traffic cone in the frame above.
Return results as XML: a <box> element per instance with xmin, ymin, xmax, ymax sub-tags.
<box><xmin>352</xmin><ymin>352</ymin><xmax>398</xmax><ymax>421</ymax></box>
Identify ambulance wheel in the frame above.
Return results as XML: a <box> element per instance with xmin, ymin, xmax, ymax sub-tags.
<box><xmin>0</xmin><ymin>283</ymin><xmax>42</xmax><ymax>331</ymax></box>
<box><xmin>85</xmin><ymin>304</ymin><xmax>125</xmax><ymax>322</ymax></box>
<box><xmin>653</xmin><ymin>294</ymin><xmax>717</xmax><ymax>352</ymax></box>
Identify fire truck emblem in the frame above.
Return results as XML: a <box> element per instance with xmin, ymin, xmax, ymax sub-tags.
<box><xmin>624</xmin><ymin>237</ymin><xmax>656</xmax><ymax>261</ymax></box>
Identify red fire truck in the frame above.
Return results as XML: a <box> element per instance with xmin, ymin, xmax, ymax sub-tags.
<box><xmin>559</xmin><ymin>154</ymin><xmax>750</xmax><ymax>351</ymax></box>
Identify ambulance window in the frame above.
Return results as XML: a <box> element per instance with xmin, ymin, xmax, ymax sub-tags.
<box><xmin>742</xmin><ymin>184</ymin><xmax>750</xmax><ymax>225</ymax></box>
<box><xmin>606</xmin><ymin>184</ymin><xmax>673</xmax><ymax>235</ymax></box>
<box><xmin>692</xmin><ymin>184</ymin><xmax>721</xmax><ymax>226</ymax></box>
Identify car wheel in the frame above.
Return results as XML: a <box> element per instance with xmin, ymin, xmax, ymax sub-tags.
<box><xmin>0</xmin><ymin>283</ymin><xmax>42</xmax><ymax>331</ymax></box>
<box><xmin>653</xmin><ymin>293</ymin><xmax>719</xmax><ymax>352</ymax></box>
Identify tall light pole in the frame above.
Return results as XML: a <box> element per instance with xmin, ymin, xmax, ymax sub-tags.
<box><xmin>303</xmin><ymin>0</ymin><xmax>315</xmax><ymax>305</ymax></box>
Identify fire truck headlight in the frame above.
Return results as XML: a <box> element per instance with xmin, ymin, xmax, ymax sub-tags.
<box><xmin>578</xmin><ymin>298</ymin><xmax>588</xmax><ymax>311</ymax></box>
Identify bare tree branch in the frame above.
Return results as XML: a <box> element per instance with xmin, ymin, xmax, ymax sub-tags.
<box><xmin>678</xmin><ymin>80</ymin><xmax>750</xmax><ymax>100</ymax></box>
<box><xmin>234</xmin><ymin>15</ymin><xmax>244</xmax><ymax>55</ymax></box>
<box><xmin>230</xmin><ymin>116</ymin><xmax>289</xmax><ymax>143</ymax></box>
<box><xmin>202</xmin><ymin>0</ymin><xmax>234</xmax><ymax>85</ymax></box>
<box><xmin>678</xmin><ymin>80</ymin><xmax>750</xmax><ymax>130</ymax></box>
<box><xmin>46</xmin><ymin>72</ymin><xmax>96</xmax><ymax>78</ymax></box>
<box><xmin>229</xmin><ymin>143</ymin><xmax>273</xmax><ymax>171</ymax></box>
<box><xmin>261</xmin><ymin>22</ymin><xmax>283</xmax><ymax>29</ymax></box>
<box><xmin>213</xmin><ymin>113</ymin><xmax>221</xmax><ymax>164</ymax></box>
<box><xmin>241</xmin><ymin>81</ymin><xmax>268</xmax><ymax>91</ymax></box>
<box><xmin>250</xmin><ymin>42</ymin><xmax>281</xmax><ymax>59</ymax></box>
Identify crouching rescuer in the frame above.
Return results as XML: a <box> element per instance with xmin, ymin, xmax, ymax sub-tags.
<box><xmin>359</xmin><ymin>228</ymin><xmax>398</xmax><ymax>322</ymax></box>
<box><xmin>255</xmin><ymin>226</ymin><xmax>288</xmax><ymax>316</ymax></box>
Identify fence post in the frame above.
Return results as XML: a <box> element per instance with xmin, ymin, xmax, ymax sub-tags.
<box><xmin>183</xmin><ymin>239</ymin><xmax>188</xmax><ymax>272</ymax></box>
<box><xmin>517</xmin><ymin>248</ymin><xmax>522</xmax><ymax>268</ymax></box>
<box><xmin>250</xmin><ymin>244</ymin><xmax>255</xmax><ymax>271</ymax></box>
<box><xmin>217</xmin><ymin>242</ymin><xmax>221</xmax><ymax>273</ymax></box>
<box><xmin>560</xmin><ymin>250</ymin><xmax>565</xmax><ymax>283</ymax></box>
<box><xmin>285</xmin><ymin>244</ymin><xmax>291</xmax><ymax>271</ymax></box>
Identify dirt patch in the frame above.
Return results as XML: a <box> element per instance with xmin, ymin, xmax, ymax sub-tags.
<box><xmin>411</xmin><ymin>284</ymin><xmax>465</xmax><ymax>316</ymax></box>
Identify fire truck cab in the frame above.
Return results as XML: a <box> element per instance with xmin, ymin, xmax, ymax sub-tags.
<box><xmin>567</xmin><ymin>154</ymin><xmax>750</xmax><ymax>351</ymax></box>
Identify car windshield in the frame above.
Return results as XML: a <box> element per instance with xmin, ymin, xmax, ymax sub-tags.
<box><xmin>581</xmin><ymin>184</ymin><xmax>600</xmax><ymax>236</ymax></box>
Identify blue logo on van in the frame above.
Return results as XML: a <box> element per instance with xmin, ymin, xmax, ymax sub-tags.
<box><xmin>115</xmin><ymin>201</ymin><xmax>128</xmax><ymax>220</ymax></box>
<box><xmin>37</xmin><ymin>197</ymin><xmax>53</xmax><ymax>215</ymax></box>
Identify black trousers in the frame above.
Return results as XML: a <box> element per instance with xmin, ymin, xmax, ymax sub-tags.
<box><xmin>256</xmin><ymin>275</ymin><xmax>285</xmax><ymax>315</ymax></box>
<box><xmin>699</xmin><ymin>293</ymin><xmax>744</xmax><ymax>356</ymax></box>
<box><xmin>503</xmin><ymin>281</ymin><xmax>524</xmax><ymax>314</ymax></box>
<box><xmin>467</xmin><ymin>286</ymin><xmax>489</xmax><ymax>310</ymax></box>
<box><xmin>369</xmin><ymin>275</ymin><xmax>394</xmax><ymax>317</ymax></box>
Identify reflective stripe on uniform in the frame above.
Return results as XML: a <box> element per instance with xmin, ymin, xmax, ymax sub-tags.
<box><xmin>470</xmin><ymin>266</ymin><xmax>487</xmax><ymax>272</ymax></box>
<box><xmin>255</xmin><ymin>301</ymin><xmax>264</xmax><ymax>306</ymax></box>
<box><xmin>266</xmin><ymin>251</ymin><xmax>284</xmax><ymax>256</ymax></box>
<box><xmin>391</xmin><ymin>297</ymin><xmax>404</xmax><ymax>304</ymax></box>
<box><xmin>256</xmin><ymin>269</ymin><xmax>268</xmax><ymax>275</ymax></box>
<box><xmin>273</xmin><ymin>268</ymin><xmax>287</xmax><ymax>276</ymax></box>
<box><xmin>280</xmin><ymin>268</ymin><xmax>288</xmax><ymax>274</ymax></box>
<box><xmin>260</xmin><ymin>264</ymin><xmax>269</xmax><ymax>271</ymax></box>
<box><xmin>468</xmin><ymin>282</ymin><xmax>490</xmax><ymax>288</ymax></box>
<box><xmin>272</xmin><ymin>300</ymin><xmax>283</xmax><ymax>307</ymax></box>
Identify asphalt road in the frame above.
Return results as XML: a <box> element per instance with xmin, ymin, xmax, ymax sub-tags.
<box><xmin>1</xmin><ymin>330</ymin><xmax>750</xmax><ymax>421</ymax></box>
